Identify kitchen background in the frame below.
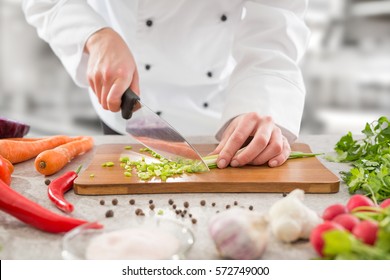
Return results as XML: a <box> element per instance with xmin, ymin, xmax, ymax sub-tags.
<box><xmin>1</xmin><ymin>0</ymin><xmax>389</xmax><ymax>136</ymax></box>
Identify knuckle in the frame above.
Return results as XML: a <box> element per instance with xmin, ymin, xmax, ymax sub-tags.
<box><xmin>251</xmin><ymin>156</ymin><xmax>267</xmax><ymax>166</ymax></box>
<box><xmin>271</xmin><ymin>143</ymin><xmax>283</xmax><ymax>155</ymax></box>
<box><xmin>256</xmin><ymin>135</ymin><xmax>268</xmax><ymax>148</ymax></box>
<box><xmin>263</xmin><ymin>115</ymin><xmax>274</xmax><ymax>123</ymax></box>
<box><xmin>231</xmin><ymin>131</ymin><xmax>247</xmax><ymax>145</ymax></box>
<box><xmin>237</xmin><ymin>153</ymin><xmax>252</xmax><ymax>164</ymax></box>
<box><xmin>101</xmin><ymin>67</ymin><xmax>114</xmax><ymax>81</ymax></box>
<box><xmin>247</xmin><ymin>112</ymin><xmax>261</xmax><ymax>121</ymax></box>
<box><xmin>219</xmin><ymin>149</ymin><xmax>235</xmax><ymax>160</ymax></box>
<box><xmin>114</xmin><ymin>67</ymin><xmax>129</xmax><ymax>80</ymax></box>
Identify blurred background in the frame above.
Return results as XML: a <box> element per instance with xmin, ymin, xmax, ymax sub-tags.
<box><xmin>1</xmin><ymin>0</ymin><xmax>389</xmax><ymax>136</ymax></box>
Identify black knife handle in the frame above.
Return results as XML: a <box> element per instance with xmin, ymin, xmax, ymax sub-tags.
<box><xmin>121</xmin><ymin>88</ymin><xmax>140</xmax><ymax>119</ymax></box>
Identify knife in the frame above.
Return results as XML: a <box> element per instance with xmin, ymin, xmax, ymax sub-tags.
<box><xmin>120</xmin><ymin>88</ymin><xmax>209</xmax><ymax>172</ymax></box>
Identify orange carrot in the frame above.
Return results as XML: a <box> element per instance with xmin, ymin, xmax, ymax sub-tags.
<box><xmin>0</xmin><ymin>135</ymin><xmax>74</xmax><ymax>164</ymax></box>
<box><xmin>5</xmin><ymin>138</ymin><xmax>43</xmax><ymax>141</ymax></box>
<box><xmin>34</xmin><ymin>136</ymin><xmax>94</xmax><ymax>175</ymax></box>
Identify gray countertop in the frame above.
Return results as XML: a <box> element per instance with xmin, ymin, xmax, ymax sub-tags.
<box><xmin>0</xmin><ymin>135</ymin><xmax>352</xmax><ymax>260</ymax></box>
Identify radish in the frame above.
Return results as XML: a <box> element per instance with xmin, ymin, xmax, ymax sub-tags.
<box><xmin>352</xmin><ymin>220</ymin><xmax>379</xmax><ymax>246</ymax></box>
<box><xmin>332</xmin><ymin>213</ymin><xmax>360</xmax><ymax>232</ymax></box>
<box><xmin>379</xmin><ymin>198</ymin><xmax>390</xmax><ymax>209</ymax></box>
<box><xmin>322</xmin><ymin>203</ymin><xmax>348</xmax><ymax>221</ymax></box>
<box><xmin>310</xmin><ymin>221</ymin><xmax>344</xmax><ymax>256</ymax></box>
<box><xmin>346</xmin><ymin>194</ymin><xmax>375</xmax><ymax>212</ymax></box>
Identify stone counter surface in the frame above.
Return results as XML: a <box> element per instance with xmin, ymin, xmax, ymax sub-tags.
<box><xmin>0</xmin><ymin>135</ymin><xmax>352</xmax><ymax>260</ymax></box>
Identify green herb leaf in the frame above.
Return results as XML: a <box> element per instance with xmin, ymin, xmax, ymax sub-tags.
<box><xmin>323</xmin><ymin>230</ymin><xmax>353</xmax><ymax>257</ymax></box>
<box><xmin>328</xmin><ymin>116</ymin><xmax>390</xmax><ymax>201</ymax></box>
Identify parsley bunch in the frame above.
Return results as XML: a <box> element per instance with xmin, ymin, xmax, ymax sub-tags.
<box><xmin>329</xmin><ymin>116</ymin><xmax>390</xmax><ymax>202</ymax></box>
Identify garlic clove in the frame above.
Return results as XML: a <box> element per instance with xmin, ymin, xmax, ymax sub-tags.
<box><xmin>209</xmin><ymin>208</ymin><xmax>268</xmax><ymax>260</ymax></box>
<box><xmin>269</xmin><ymin>188</ymin><xmax>322</xmax><ymax>243</ymax></box>
<box><xmin>271</xmin><ymin>218</ymin><xmax>301</xmax><ymax>243</ymax></box>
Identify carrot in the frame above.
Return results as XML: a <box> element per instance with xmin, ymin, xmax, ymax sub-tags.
<box><xmin>5</xmin><ymin>138</ymin><xmax>43</xmax><ymax>141</ymax></box>
<box><xmin>0</xmin><ymin>135</ymin><xmax>74</xmax><ymax>164</ymax></box>
<box><xmin>34</xmin><ymin>136</ymin><xmax>94</xmax><ymax>175</ymax></box>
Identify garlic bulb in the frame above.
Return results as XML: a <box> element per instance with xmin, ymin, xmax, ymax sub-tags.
<box><xmin>208</xmin><ymin>208</ymin><xmax>268</xmax><ymax>260</ymax></box>
<box><xmin>268</xmin><ymin>189</ymin><xmax>322</xmax><ymax>243</ymax></box>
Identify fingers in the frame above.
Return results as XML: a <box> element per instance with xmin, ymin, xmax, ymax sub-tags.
<box><xmin>266</xmin><ymin>136</ymin><xmax>291</xmax><ymax>167</ymax></box>
<box><xmin>216</xmin><ymin>115</ymin><xmax>258</xmax><ymax>168</ymax></box>
<box><xmin>88</xmin><ymin>66</ymin><xmax>139</xmax><ymax>112</ymax></box>
<box><xmin>230</xmin><ymin>116</ymin><xmax>274</xmax><ymax>167</ymax></box>
<box><xmin>215</xmin><ymin>113</ymin><xmax>290</xmax><ymax>169</ymax></box>
<box><xmin>85</xmin><ymin>28</ymin><xmax>139</xmax><ymax>113</ymax></box>
<box><xmin>244</xmin><ymin>130</ymin><xmax>289</xmax><ymax>168</ymax></box>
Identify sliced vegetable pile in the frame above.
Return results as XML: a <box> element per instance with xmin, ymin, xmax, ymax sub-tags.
<box><xmin>119</xmin><ymin>147</ymin><xmax>321</xmax><ymax>181</ymax></box>
<box><xmin>119</xmin><ymin>147</ymin><xmax>207</xmax><ymax>181</ymax></box>
<box><xmin>310</xmin><ymin>194</ymin><xmax>390</xmax><ymax>259</ymax></box>
<box><xmin>327</xmin><ymin>116</ymin><xmax>390</xmax><ymax>202</ymax></box>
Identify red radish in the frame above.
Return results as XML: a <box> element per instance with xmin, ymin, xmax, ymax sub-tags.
<box><xmin>352</xmin><ymin>220</ymin><xmax>379</xmax><ymax>246</ymax></box>
<box><xmin>379</xmin><ymin>198</ymin><xmax>390</xmax><ymax>209</ymax></box>
<box><xmin>346</xmin><ymin>194</ymin><xmax>375</xmax><ymax>212</ymax></box>
<box><xmin>332</xmin><ymin>213</ymin><xmax>360</xmax><ymax>232</ymax></box>
<box><xmin>322</xmin><ymin>203</ymin><xmax>348</xmax><ymax>221</ymax></box>
<box><xmin>310</xmin><ymin>221</ymin><xmax>344</xmax><ymax>256</ymax></box>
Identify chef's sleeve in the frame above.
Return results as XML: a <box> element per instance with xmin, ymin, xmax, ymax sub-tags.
<box><xmin>217</xmin><ymin>0</ymin><xmax>310</xmax><ymax>143</ymax></box>
<box><xmin>22</xmin><ymin>0</ymin><xmax>108</xmax><ymax>87</ymax></box>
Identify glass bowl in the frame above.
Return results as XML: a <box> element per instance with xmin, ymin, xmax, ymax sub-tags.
<box><xmin>62</xmin><ymin>217</ymin><xmax>194</xmax><ymax>260</ymax></box>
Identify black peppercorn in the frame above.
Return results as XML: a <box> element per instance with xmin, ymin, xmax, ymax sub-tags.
<box><xmin>200</xmin><ymin>200</ymin><xmax>206</xmax><ymax>206</ymax></box>
<box><xmin>129</xmin><ymin>199</ymin><xmax>135</xmax><ymax>205</ymax></box>
<box><xmin>112</xmin><ymin>198</ymin><xmax>118</xmax><ymax>205</ymax></box>
<box><xmin>99</xmin><ymin>200</ymin><xmax>105</xmax><ymax>205</ymax></box>
<box><xmin>146</xmin><ymin>19</ymin><xmax>153</xmax><ymax>27</ymax></box>
<box><xmin>105</xmin><ymin>210</ymin><xmax>114</xmax><ymax>218</ymax></box>
<box><xmin>184</xmin><ymin>201</ymin><xmax>189</xmax><ymax>208</ymax></box>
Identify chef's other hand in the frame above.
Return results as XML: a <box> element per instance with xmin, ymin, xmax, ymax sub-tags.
<box><xmin>85</xmin><ymin>28</ymin><xmax>139</xmax><ymax>112</ymax></box>
<box><xmin>212</xmin><ymin>113</ymin><xmax>291</xmax><ymax>168</ymax></box>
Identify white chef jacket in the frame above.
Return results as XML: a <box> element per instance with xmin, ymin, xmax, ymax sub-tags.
<box><xmin>22</xmin><ymin>0</ymin><xmax>310</xmax><ymax>142</ymax></box>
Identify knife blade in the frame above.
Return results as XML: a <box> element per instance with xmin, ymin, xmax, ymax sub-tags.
<box><xmin>120</xmin><ymin>89</ymin><xmax>209</xmax><ymax>172</ymax></box>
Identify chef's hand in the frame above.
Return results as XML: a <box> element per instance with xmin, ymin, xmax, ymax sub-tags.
<box><xmin>84</xmin><ymin>27</ymin><xmax>139</xmax><ymax>112</ymax></box>
<box><xmin>212</xmin><ymin>113</ymin><xmax>291</xmax><ymax>168</ymax></box>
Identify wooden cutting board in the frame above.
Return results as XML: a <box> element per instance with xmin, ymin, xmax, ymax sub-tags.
<box><xmin>74</xmin><ymin>143</ymin><xmax>340</xmax><ymax>195</ymax></box>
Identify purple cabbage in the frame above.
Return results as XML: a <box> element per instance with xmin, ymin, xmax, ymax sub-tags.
<box><xmin>0</xmin><ymin>117</ymin><xmax>30</xmax><ymax>138</ymax></box>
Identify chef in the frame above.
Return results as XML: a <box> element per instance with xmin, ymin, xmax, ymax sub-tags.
<box><xmin>22</xmin><ymin>0</ymin><xmax>310</xmax><ymax>169</ymax></box>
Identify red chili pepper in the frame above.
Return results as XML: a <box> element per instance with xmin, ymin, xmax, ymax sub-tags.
<box><xmin>0</xmin><ymin>155</ymin><xmax>13</xmax><ymax>185</ymax></box>
<box><xmin>47</xmin><ymin>165</ymin><xmax>82</xmax><ymax>213</ymax></box>
<box><xmin>0</xmin><ymin>179</ymin><xmax>101</xmax><ymax>233</ymax></box>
